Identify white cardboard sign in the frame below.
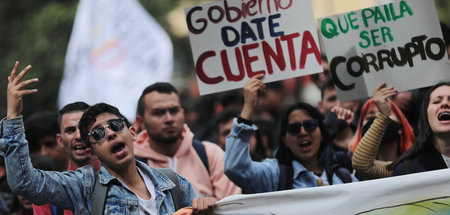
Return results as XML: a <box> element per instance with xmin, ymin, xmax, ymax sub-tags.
<box><xmin>319</xmin><ymin>0</ymin><xmax>450</xmax><ymax>101</ymax></box>
<box><xmin>185</xmin><ymin>0</ymin><xmax>323</xmax><ymax>95</ymax></box>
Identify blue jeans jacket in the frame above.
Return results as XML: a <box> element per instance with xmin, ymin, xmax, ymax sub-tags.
<box><xmin>0</xmin><ymin>117</ymin><xmax>197</xmax><ymax>215</ymax></box>
<box><xmin>224</xmin><ymin>118</ymin><xmax>357</xmax><ymax>193</ymax></box>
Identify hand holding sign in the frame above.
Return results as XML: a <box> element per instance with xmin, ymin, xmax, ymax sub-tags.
<box><xmin>240</xmin><ymin>74</ymin><xmax>265</xmax><ymax>120</ymax></box>
<box><xmin>373</xmin><ymin>82</ymin><xmax>397</xmax><ymax>116</ymax></box>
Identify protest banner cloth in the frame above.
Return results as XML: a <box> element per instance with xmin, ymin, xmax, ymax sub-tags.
<box><xmin>185</xmin><ymin>0</ymin><xmax>323</xmax><ymax>95</ymax></box>
<box><xmin>214</xmin><ymin>168</ymin><xmax>450</xmax><ymax>214</ymax></box>
<box><xmin>58</xmin><ymin>0</ymin><xmax>173</xmax><ymax>120</ymax></box>
<box><xmin>319</xmin><ymin>0</ymin><xmax>450</xmax><ymax>102</ymax></box>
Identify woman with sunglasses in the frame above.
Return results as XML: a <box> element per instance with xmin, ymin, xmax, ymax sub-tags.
<box><xmin>351</xmin><ymin>82</ymin><xmax>415</xmax><ymax>179</ymax></box>
<box><xmin>224</xmin><ymin>75</ymin><xmax>357</xmax><ymax>194</ymax></box>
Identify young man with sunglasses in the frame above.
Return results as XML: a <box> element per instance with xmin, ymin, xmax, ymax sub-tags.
<box><xmin>1</xmin><ymin>62</ymin><xmax>215</xmax><ymax>214</ymax></box>
<box><xmin>133</xmin><ymin>82</ymin><xmax>241</xmax><ymax>200</ymax></box>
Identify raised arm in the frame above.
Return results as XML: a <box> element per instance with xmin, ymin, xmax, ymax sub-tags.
<box><xmin>224</xmin><ymin>75</ymin><xmax>281</xmax><ymax>193</ymax></box>
<box><xmin>352</xmin><ymin>82</ymin><xmax>397</xmax><ymax>179</ymax></box>
<box><xmin>6</xmin><ymin>61</ymin><xmax>38</xmax><ymax>119</ymax></box>
<box><xmin>1</xmin><ymin>62</ymin><xmax>89</xmax><ymax>211</ymax></box>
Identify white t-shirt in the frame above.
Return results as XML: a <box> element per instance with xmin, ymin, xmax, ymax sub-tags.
<box><xmin>137</xmin><ymin>167</ymin><xmax>158</xmax><ymax>215</ymax></box>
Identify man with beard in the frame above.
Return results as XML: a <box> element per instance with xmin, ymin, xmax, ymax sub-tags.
<box><xmin>33</xmin><ymin>102</ymin><xmax>100</xmax><ymax>215</ymax></box>
<box><xmin>133</xmin><ymin>82</ymin><xmax>241</xmax><ymax>200</ymax></box>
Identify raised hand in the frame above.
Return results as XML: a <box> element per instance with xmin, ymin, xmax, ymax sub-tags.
<box><xmin>240</xmin><ymin>74</ymin><xmax>265</xmax><ymax>120</ymax></box>
<box><xmin>331</xmin><ymin>106</ymin><xmax>354</xmax><ymax>125</ymax></box>
<box><xmin>373</xmin><ymin>82</ymin><xmax>397</xmax><ymax>116</ymax></box>
<box><xmin>6</xmin><ymin>61</ymin><xmax>38</xmax><ymax>119</ymax></box>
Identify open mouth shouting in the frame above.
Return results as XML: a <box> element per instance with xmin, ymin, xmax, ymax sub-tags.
<box><xmin>438</xmin><ymin>111</ymin><xmax>450</xmax><ymax>122</ymax></box>
<box><xmin>111</xmin><ymin>142</ymin><xmax>127</xmax><ymax>157</ymax></box>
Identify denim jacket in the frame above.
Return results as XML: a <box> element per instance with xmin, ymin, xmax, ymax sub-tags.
<box><xmin>0</xmin><ymin>117</ymin><xmax>197</xmax><ymax>215</ymax></box>
<box><xmin>224</xmin><ymin>118</ymin><xmax>357</xmax><ymax>194</ymax></box>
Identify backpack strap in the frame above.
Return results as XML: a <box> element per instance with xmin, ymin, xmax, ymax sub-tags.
<box><xmin>158</xmin><ymin>168</ymin><xmax>182</xmax><ymax>211</ymax></box>
<box><xmin>91</xmin><ymin>172</ymin><xmax>108</xmax><ymax>215</ymax></box>
<box><xmin>277</xmin><ymin>163</ymin><xmax>293</xmax><ymax>191</ymax></box>
<box><xmin>192</xmin><ymin>139</ymin><xmax>210</xmax><ymax>174</ymax></box>
<box><xmin>332</xmin><ymin>166</ymin><xmax>353</xmax><ymax>184</ymax></box>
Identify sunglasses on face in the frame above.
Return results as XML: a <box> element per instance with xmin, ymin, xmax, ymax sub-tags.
<box><xmin>88</xmin><ymin>118</ymin><xmax>125</xmax><ymax>143</ymax></box>
<box><xmin>287</xmin><ymin>120</ymin><xmax>319</xmax><ymax>135</ymax></box>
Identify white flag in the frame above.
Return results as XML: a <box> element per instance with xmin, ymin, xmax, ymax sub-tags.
<box><xmin>58</xmin><ymin>0</ymin><xmax>173</xmax><ymax>120</ymax></box>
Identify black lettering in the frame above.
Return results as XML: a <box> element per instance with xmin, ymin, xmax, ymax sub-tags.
<box><xmin>330</xmin><ymin>56</ymin><xmax>354</xmax><ymax>91</ymax></box>
<box><xmin>425</xmin><ymin>37</ymin><xmax>446</xmax><ymax>60</ymax></box>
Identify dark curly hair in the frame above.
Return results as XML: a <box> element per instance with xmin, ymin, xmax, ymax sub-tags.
<box><xmin>78</xmin><ymin>103</ymin><xmax>129</xmax><ymax>147</ymax></box>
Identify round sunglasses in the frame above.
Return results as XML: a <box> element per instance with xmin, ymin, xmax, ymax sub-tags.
<box><xmin>88</xmin><ymin>118</ymin><xmax>125</xmax><ymax>143</ymax></box>
<box><xmin>286</xmin><ymin>119</ymin><xmax>319</xmax><ymax>135</ymax></box>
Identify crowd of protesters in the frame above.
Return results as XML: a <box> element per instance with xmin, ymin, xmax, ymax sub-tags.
<box><xmin>0</xmin><ymin>21</ymin><xmax>449</xmax><ymax>215</ymax></box>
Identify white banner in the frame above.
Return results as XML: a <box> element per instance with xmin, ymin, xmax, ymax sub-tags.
<box><xmin>319</xmin><ymin>0</ymin><xmax>450</xmax><ymax>102</ymax></box>
<box><xmin>185</xmin><ymin>0</ymin><xmax>323</xmax><ymax>95</ymax></box>
<box><xmin>215</xmin><ymin>168</ymin><xmax>450</xmax><ymax>214</ymax></box>
<box><xmin>58</xmin><ymin>0</ymin><xmax>173</xmax><ymax>120</ymax></box>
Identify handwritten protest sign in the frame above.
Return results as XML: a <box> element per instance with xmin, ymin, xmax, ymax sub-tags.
<box><xmin>215</xmin><ymin>169</ymin><xmax>450</xmax><ymax>214</ymax></box>
<box><xmin>319</xmin><ymin>0</ymin><xmax>450</xmax><ymax>102</ymax></box>
<box><xmin>185</xmin><ymin>0</ymin><xmax>322</xmax><ymax>95</ymax></box>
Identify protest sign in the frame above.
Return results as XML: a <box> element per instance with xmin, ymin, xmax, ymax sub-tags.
<box><xmin>215</xmin><ymin>169</ymin><xmax>450</xmax><ymax>214</ymax></box>
<box><xmin>58</xmin><ymin>0</ymin><xmax>173</xmax><ymax>120</ymax></box>
<box><xmin>185</xmin><ymin>0</ymin><xmax>322</xmax><ymax>95</ymax></box>
<box><xmin>319</xmin><ymin>0</ymin><xmax>450</xmax><ymax>102</ymax></box>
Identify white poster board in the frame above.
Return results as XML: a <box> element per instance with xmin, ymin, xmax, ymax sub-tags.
<box><xmin>215</xmin><ymin>169</ymin><xmax>450</xmax><ymax>214</ymax></box>
<box><xmin>58</xmin><ymin>0</ymin><xmax>173</xmax><ymax>120</ymax></box>
<box><xmin>319</xmin><ymin>0</ymin><xmax>450</xmax><ymax>102</ymax></box>
<box><xmin>185</xmin><ymin>0</ymin><xmax>323</xmax><ymax>95</ymax></box>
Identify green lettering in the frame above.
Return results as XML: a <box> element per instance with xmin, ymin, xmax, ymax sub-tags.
<box><xmin>371</xmin><ymin>29</ymin><xmax>382</xmax><ymax>46</ymax></box>
<box><xmin>348</xmin><ymin>11</ymin><xmax>359</xmax><ymax>30</ymax></box>
<box><xmin>321</xmin><ymin>18</ymin><xmax>339</xmax><ymax>38</ymax></box>
<box><xmin>359</xmin><ymin>30</ymin><xmax>371</xmax><ymax>48</ymax></box>
<box><xmin>381</xmin><ymin>27</ymin><xmax>393</xmax><ymax>43</ymax></box>
<box><xmin>338</xmin><ymin>16</ymin><xmax>349</xmax><ymax>33</ymax></box>
<box><xmin>374</xmin><ymin>6</ymin><xmax>387</xmax><ymax>24</ymax></box>
<box><xmin>389</xmin><ymin>3</ymin><xmax>398</xmax><ymax>21</ymax></box>
<box><xmin>383</xmin><ymin>4</ymin><xmax>392</xmax><ymax>21</ymax></box>
<box><xmin>361</xmin><ymin>9</ymin><xmax>374</xmax><ymax>28</ymax></box>
<box><xmin>399</xmin><ymin>0</ymin><xmax>414</xmax><ymax>17</ymax></box>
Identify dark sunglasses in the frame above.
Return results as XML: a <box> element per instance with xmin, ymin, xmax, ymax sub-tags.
<box><xmin>88</xmin><ymin>118</ymin><xmax>125</xmax><ymax>143</ymax></box>
<box><xmin>287</xmin><ymin>120</ymin><xmax>319</xmax><ymax>135</ymax></box>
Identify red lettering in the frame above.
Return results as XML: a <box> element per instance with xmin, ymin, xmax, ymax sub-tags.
<box><xmin>262</xmin><ymin>39</ymin><xmax>286</xmax><ymax>74</ymax></box>
<box><xmin>242</xmin><ymin>43</ymin><xmax>265</xmax><ymax>78</ymax></box>
<box><xmin>299</xmin><ymin>31</ymin><xmax>321</xmax><ymax>69</ymax></box>
<box><xmin>196</xmin><ymin>51</ymin><xmax>224</xmax><ymax>84</ymax></box>
<box><xmin>281</xmin><ymin>32</ymin><xmax>300</xmax><ymax>70</ymax></box>
<box><xmin>224</xmin><ymin>0</ymin><xmax>242</xmax><ymax>22</ymax></box>
<box><xmin>221</xmin><ymin>49</ymin><xmax>245</xmax><ymax>81</ymax></box>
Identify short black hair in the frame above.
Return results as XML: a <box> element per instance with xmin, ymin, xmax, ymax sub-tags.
<box><xmin>215</xmin><ymin>107</ymin><xmax>241</xmax><ymax>127</ymax></box>
<box><xmin>320</xmin><ymin>77</ymin><xmax>336</xmax><ymax>100</ymax></box>
<box><xmin>136</xmin><ymin>82</ymin><xmax>178</xmax><ymax>117</ymax></box>
<box><xmin>58</xmin><ymin>102</ymin><xmax>90</xmax><ymax>127</ymax></box>
<box><xmin>25</xmin><ymin>111</ymin><xmax>59</xmax><ymax>153</ymax></box>
<box><xmin>79</xmin><ymin>103</ymin><xmax>129</xmax><ymax>147</ymax></box>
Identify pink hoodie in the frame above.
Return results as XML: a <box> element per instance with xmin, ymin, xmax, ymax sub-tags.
<box><xmin>134</xmin><ymin>124</ymin><xmax>241</xmax><ymax>200</ymax></box>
